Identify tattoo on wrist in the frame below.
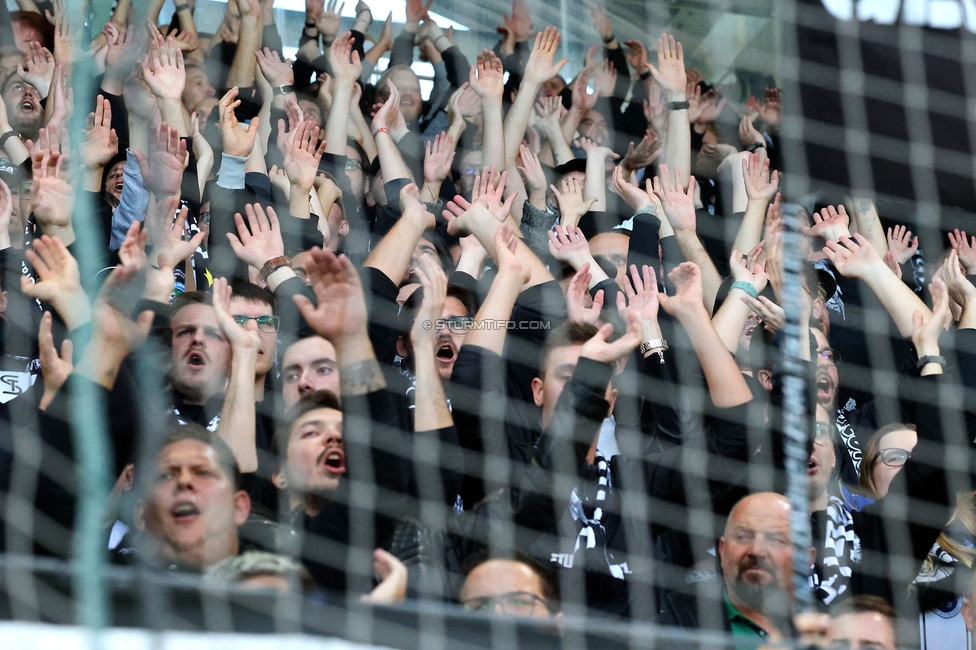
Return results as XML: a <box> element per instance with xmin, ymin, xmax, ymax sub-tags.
<box><xmin>339</xmin><ymin>358</ymin><xmax>386</xmax><ymax>395</ymax></box>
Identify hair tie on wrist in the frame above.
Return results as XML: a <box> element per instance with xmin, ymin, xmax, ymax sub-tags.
<box><xmin>730</xmin><ymin>280</ymin><xmax>759</xmax><ymax>299</ymax></box>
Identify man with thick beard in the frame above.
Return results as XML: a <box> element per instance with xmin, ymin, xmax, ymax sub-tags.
<box><xmin>718</xmin><ymin>492</ymin><xmax>808</xmax><ymax>647</ymax></box>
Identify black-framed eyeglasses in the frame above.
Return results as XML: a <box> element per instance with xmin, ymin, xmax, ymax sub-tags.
<box><xmin>876</xmin><ymin>448</ymin><xmax>911</xmax><ymax>467</ymax></box>
<box><xmin>814</xmin><ymin>422</ymin><xmax>833</xmax><ymax>445</ymax></box>
<box><xmin>462</xmin><ymin>591</ymin><xmax>549</xmax><ymax>616</ymax></box>
<box><xmin>344</xmin><ymin>159</ymin><xmax>362</xmax><ymax>171</ymax></box>
<box><xmin>199</xmin><ymin>211</ymin><xmax>211</xmax><ymax>225</ymax></box>
<box><xmin>440</xmin><ymin>316</ymin><xmax>474</xmax><ymax>333</ymax></box>
<box><xmin>232</xmin><ymin>314</ymin><xmax>280</xmax><ymax>333</ymax></box>
<box><xmin>818</xmin><ymin>349</ymin><xmax>841</xmax><ymax>365</ymax></box>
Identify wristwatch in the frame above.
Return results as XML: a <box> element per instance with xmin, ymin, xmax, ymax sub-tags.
<box><xmin>667</xmin><ymin>100</ymin><xmax>690</xmax><ymax>111</ymax></box>
<box><xmin>260</xmin><ymin>255</ymin><xmax>291</xmax><ymax>281</ymax></box>
<box><xmin>273</xmin><ymin>84</ymin><xmax>296</xmax><ymax>96</ymax></box>
<box><xmin>746</xmin><ymin>141</ymin><xmax>766</xmax><ymax>153</ymax></box>
<box><xmin>916</xmin><ymin>355</ymin><xmax>946</xmax><ymax>371</ymax></box>
<box><xmin>639</xmin><ymin>339</ymin><xmax>668</xmax><ymax>355</ymax></box>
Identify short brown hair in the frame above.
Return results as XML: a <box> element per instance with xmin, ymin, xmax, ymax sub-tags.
<box><xmin>832</xmin><ymin>594</ymin><xmax>897</xmax><ymax>622</ymax></box>
<box><xmin>538</xmin><ymin>321</ymin><xmax>598</xmax><ymax>378</ymax></box>
<box><xmin>159</xmin><ymin>423</ymin><xmax>241</xmax><ymax>490</ymax></box>
<box><xmin>273</xmin><ymin>389</ymin><xmax>342</xmax><ymax>458</ymax></box>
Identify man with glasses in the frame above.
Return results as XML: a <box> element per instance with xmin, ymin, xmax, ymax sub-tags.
<box><xmin>228</xmin><ymin>282</ymin><xmax>285</xmax><ymax>513</ymax></box>
<box><xmin>459</xmin><ymin>553</ymin><xmax>561</xmax><ymax>620</ymax></box>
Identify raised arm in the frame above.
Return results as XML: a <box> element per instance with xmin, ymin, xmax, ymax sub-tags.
<box><xmin>653</xmin><ymin>165</ymin><xmax>722</xmax><ymax>311</ymax></box>
<box><xmin>731</xmin><ymin>153</ymin><xmax>779</xmax><ymax>256</ymax></box>
<box><xmin>502</xmin><ymin>27</ymin><xmax>567</xmax><ymax>173</ymax></box>
<box><xmin>212</xmin><ymin>278</ymin><xmax>260</xmax><ymax>473</ymax></box>
<box><xmin>646</xmin><ymin>34</ymin><xmax>690</xmax><ymax>189</ymax></box>
<box><xmin>846</xmin><ymin>195</ymin><xmax>888</xmax><ymax>256</ymax></box>
<box><xmin>468</xmin><ymin>50</ymin><xmax>505</xmax><ymax>172</ymax></box>
<box><xmin>324</xmin><ymin>32</ymin><xmax>362</xmax><ymax>155</ymax></box>
<box><xmin>576</xmin><ymin>137</ymin><xmax>618</xmax><ymax>212</ymax></box>
<box><xmin>463</xmin><ymin>224</ymin><xmax>530</xmax><ymax>355</ymax></box>
<box><xmin>364</xmin><ymin>183</ymin><xmax>435</xmax><ymax>285</ymax></box>
<box><xmin>659</xmin><ymin>263</ymin><xmax>753</xmax><ymax>408</ymax></box>
<box><xmin>293</xmin><ymin>248</ymin><xmax>386</xmax><ymax>396</ymax></box>
<box><xmin>711</xmin><ymin>247</ymin><xmax>768</xmax><ymax>354</ymax></box>
<box><xmin>409</xmin><ymin>254</ymin><xmax>454</xmax><ymax>432</ymax></box>
<box><xmin>226</xmin><ymin>0</ymin><xmax>263</xmax><ymax>90</ymax></box>
<box><xmin>823</xmin><ymin>233</ymin><xmax>932</xmax><ymax>339</ymax></box>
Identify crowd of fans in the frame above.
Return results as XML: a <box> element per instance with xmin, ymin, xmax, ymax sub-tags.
<box><xmin>0</xmin><ymin>0</ymin><xmax>972</xmax><ymax>647</ymax></box>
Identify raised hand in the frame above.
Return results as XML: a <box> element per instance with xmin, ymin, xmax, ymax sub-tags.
<box><xmin>645</xmin><ymin>33</ymin><xmax>686</xmax><ymax>100</ymax></box>
<box><xmin>624</xmin><ymin>39</ymin><xmax>648</xmax><ymax>74</ymax></box>
<box><xmin>218</xmin><ymin>87</ymin><xmax>261</xmax><ymax>157</ymax></box>
<box><xmin>405</xmin><ymin>0</ymin><xmax>433</xmax><ymax>25</ymax></box>
<box><xmin>18</xmin><ymin>42</ymin><xmax>55</xmax><ymax>99</ymax></box>
<box><xmin>887</xmin><ymin>225</ymin><xmax>918</xmax><ymax>265</ymax></box>
<box><xmin>658</xmin><ymin>262</ymin><xmax>705</xmax><ymax>319</ymax></box>
<box><xmin>29</xmin><ymin>146</ymin><xmax>75</xmax><ymax>239</ymax></box>
<box><xmin>22</xmin><ymin>234</ymin><xmax>90</xmax><ymax>330</ymax></box>
<box><xmin>471</xmin><ymin>166</ymin><xmax>516</xmax><ymax>221</ymax></box>
<box><xmin>38</xmin><ymin>311</ymin><xmax>73</xmax><ymax>410</ymax></box>
<box><xmin>523</xmin><ymin>27</ymin><xmax>568</xmax><ymax>86</ymax></box>
<box><xmin>617</xmin><ymin>264</ymin><xmax>663</xmax><ymax>340</ymax></box>
<box><xmin>652</xmin><ymin>164</ymin><xmax>697</xmax><ymax>232</ymax></box>
<box><xmin>469</xmin><ymin>50</ymin><xmax>504</xmax><ymax>99</ymax></box>
<box><xmin>227</xmin><ymin>203</ymin><xmax>285</xmax><ymax>270</ymax></box>
<box><xmin>610</xmin><ymin>165</ymin><xmax>651</xmax><ymax>212</ymax></box>
<box><xmin>590</xmin><ymin>2</ymin><xmax>614</xmax><ymax>42</ymax></box>
<box><xmin>502</xmin><ymin>0</ymin><xmax>532</xmax><ymax>40</ymax></box>
<box><xmin>742</xmin><ymin>153</ymin><xmax>779</xmax><ymax>202</ymax></box>
<box><xmin>572</xmin><ymin>67</ymin><xmax>599</xmax><ymax>112</ymax></box>
<box><xmin>912</xmin><ymin>277</ymin><xmax>950</xmax><ymax>361</ymax></box>
<box><xmin>372</xmin><ymin>80</ymin><xmax>401</xmax><ymax>131</ymax></box>
<box><xmin>213</xmin><ymin>277</ymin><xmax>261</xmax><ymax>355</ymax></box>
<box><xmin>823</xmin><ymin>233</ymin><xmax>885</xmax><ymax>280</ymax></box>
<box><xmin>744</xmin><ymin>294</ymin><xmax>785</xmax><ymax>333</ymax></box>
<box><xmin>940</xmin><ymin>249</ymin><xmax>976</xmax><ymax>311</ymax></box>
<box><xmin>292</xmin><ymin>248</ymin><xmax>370</xmax><ymax>344</ymax></box>
<box><xmin>424</xmin><ymin>132</ymin><xmax>456</xmax><ymax>184</ymax></box>
<box><xmin>947</xmin><ymin>228</ymin><xmax>976</xmax><ymax>274</ymax></box>
<box><xmin>805</xmin><ymin>205</ymin><xmax>851</xmax><ymax>242</ymax></box>
<box><xmin>760</xmin><ymin>87</ymin><xmax>781</xmax><ymax>129</ymax></box>
<box><xmin>566</xmin><ymin>262</ymin><xmax>604</xmax><ymax>325</ymax></box>
<box><xmin>142</xmin><ymin>36</ymin><xmax>186</xmax><ymax>100</ymax></box>
<box><xmin>551</xmin><ymin>176</ymin><xmax>597</xmax><ymax>229</ymax></box>
<box><xmin>620</xmin><ymin>128</ymin><xmax>661</xmax><ymax>172</ymax></box>
<box><xmin>317</xmin><ymin>0</ymin><xmax>344</xmax><ymax>39</ymax></box>
<box><xmin>330</xmin><ymin>31</ymin><xmax>363</xmax><ymax>82</ymax></box>
<box><xmin>579</xmin><ymin>310</ymin><xmax>642</xmax><ymax>364</ymax></box>
<box><xmin>409</xmin><ymin>253</ymin><xmax>448</xmax><ymax>346</ymax></box>
<box><xmin>575</xmin><ymin>136</ymin><xmax>619</xmax><ymax>162</ymax></box>
<box><xmin>81</xmin><ymin>95</ymin><xmax>119</xmax><ymax>169</ymax></box>
<box><xmin>283</xmin><ymin>120</ymin><xmax>327</xmax><ymax>191</ymax></box>
<box><xmin>729</xmin><ymin>247</ymin><xmax>768</xmax><ymax>293</ymax></box>
<box><xmin>133</xmin><ymin>122</ymin><xmax>187</xmax><ymax>198</ymax></box>
<box><xmin>254</xmin><ymin>47</ymin><xmax>295</xmax><ymax>87</ymax></box>
<box><xmin>517</xmin><ymin>144</ymin><xmax>547</xmax><ymax>195</ymax></box>
<box><xmin>738</xmin><ymin>113</ymin><xmax>765</xmax><ymax>147</ymax></box>
<box><xmin>169</xmin><ymin>29</ymin><xmax>200</xmax><ymax>53</ymax></box>
<box><xmin>146</xmin><ymin>195</ymin><xmax>206</xmax><ymax>266</ymax></box>
<box><xmin>547</xmin><ymin>225</ymin><xmax>596</xmax><ymax>270</ymax></box>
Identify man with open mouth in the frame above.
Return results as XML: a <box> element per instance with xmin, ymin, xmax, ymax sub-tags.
<box><xmin>135</xmin><ymin>424</ymin><xmax>252</xmax><ymax>571</ymax></box>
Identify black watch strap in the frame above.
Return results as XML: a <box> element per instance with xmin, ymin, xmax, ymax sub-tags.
<box><xmin>746</xmin><ymin>142</ymin><xmax>766</xmax><ymax>153</ymax></box>
<box><xmin>274</xmin><ymin>84</ymin><xmax>296</xmax><ymax>96</ymax></box>
<box><xmin>917</xmin><ymin>355</ymin><xmax>946</xmax><ymax>370</ymax></box>
<box><xmin>0</xmin><ymin>130</ymin><xmax>16</xmax><ymax>150</ymax></box>
<box><xmin>667</xmin><ymin>100</ymin><xmax>690</xmax><ymax>110</ymax></box>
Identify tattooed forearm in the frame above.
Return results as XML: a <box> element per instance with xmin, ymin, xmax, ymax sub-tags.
<box><xmin>339</xmin><ymin>358</ymin><xmax>387</xmax><ymax>396</ymax></box>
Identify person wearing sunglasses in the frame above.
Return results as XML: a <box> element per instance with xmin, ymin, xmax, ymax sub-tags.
<box><xmin>857</xmin><ymin>423</ymin><xmax>917</xmax><ymax>500</ymax></box>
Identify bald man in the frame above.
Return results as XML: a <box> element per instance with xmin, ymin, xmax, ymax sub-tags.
<box><xmin>718</xmin><ymin>492</ymin><xmax>807</xmax><ymax>647</ymax></box>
